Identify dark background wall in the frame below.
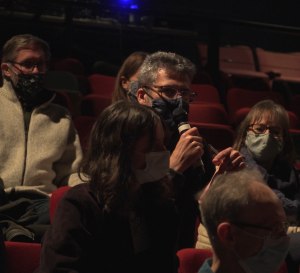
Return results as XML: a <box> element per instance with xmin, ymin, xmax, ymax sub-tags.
<box><xmin>0</xmin><ymin>0</ymin><xmax>299</xmax><ymax>74</ymax></box>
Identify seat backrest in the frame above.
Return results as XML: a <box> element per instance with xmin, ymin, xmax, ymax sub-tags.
<box><xmin>287</xmin><ymin>111</ymin><xmax>300</xmax><ymax>130</ymax></box>
<box><xmin>73</xmin><ymin>116</ymin><xmax>97</xmax><ymax>150</ymax></box>
<box><xmin>190</xmin><ymin>84</ymin><xmax>221</xmax><ymax>104</ymax></box>
<box><xmin>52</xmin><ymin>90</ymin><xmax>72</xmax><ymax>112</ymax></box>
<box><xmin>5</xmin><ymin>241</ymin><xmax>41</xmax><ymax>273</ymax></box>
<box><xmin>190</xmin><ymin>122</ymin><xmax>236</xmax><ymax>150</ymax></box>
<box><xmin>197</xmin><ymin>44</ymin><xmax>256</xmax><ymax>71</ymax></box>
<box><xmin>49</xmin><ymin>186</ymin><xmax>72</xmax><ymax>223</ymax></box>
<box><xmin>177</xmin><ymin>248</ymin><xmax>213</xmax><ymax>273</ymax></box>
<box><xmin>189</xmin><ymin>104</ymin><xmax>229</xmax><ymax>125</ymax></box>
<box><xmin>52</xmin><ymin>58</ymin><xmax>85</xmax><ymax>76</ymax></box>
<box><xmin>291</xmin><ymin>94</ymin><xmax>300</xmax><ymax>121</ymax></box>
<box><xmin>81</xmin><ymin>94</ymin><xmax>112</xmax><ymax>117</ymax></box>
<box><xmin>44</xmin><ymin>71</ymin><xmax>80</xmax><ymax>93</ymax></box>
<box><xmin>88</xmin><ymin>74</ymin><xmax>116</xmax><ymax>96</ymax></box>
<box><xmin>219</xmin><ymin>45</ymin><xmax>256</xmax><ymax>71</ymax></box>
<box><xmin>226</xmin><ymin>88</ymin><xmax>285</xmax><ymax>124</ymax></box>
<box><xmin>234</xmin><ymin>107</ymin><xmax>251</xmax><ymax>128</ymax></box>
<box><xmin>256</xmin><ymin>48</ymin><xmax>300</xmax><ymax>78</ymax></box>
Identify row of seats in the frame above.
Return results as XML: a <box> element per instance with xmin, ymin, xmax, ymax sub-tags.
<box><xmin>198</xmin><ymin>44</ymin><xmax>300</xmax><ymax>85</ymax></box>
<box><xmin>4</xmin><ymin>240</ymin><xmax>291</xmax><ymax>273</ymax></box>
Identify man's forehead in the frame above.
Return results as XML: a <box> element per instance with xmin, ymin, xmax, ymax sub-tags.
<box><xmin>155</xmin><ymin>69</ymin><xmax>191</xmax><ymax>85</ymax></box>
<box><xmin>16</xmin><ymin>44</ymin><xmax>45</xmax><ymax>59</ymax></box>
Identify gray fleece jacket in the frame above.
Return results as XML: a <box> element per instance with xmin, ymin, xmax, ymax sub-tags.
<box><xmin>0</xmin><ymin>79</ymin><xmax>83</xmax><ymax>198</ymax></box>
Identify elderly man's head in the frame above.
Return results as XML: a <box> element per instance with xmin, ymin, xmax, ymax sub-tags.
<box><xmin>201</xmin><ymin>168</ymin><xmax>290</xmax><ymax>273</ymax></box>
<box><xmin>136</xmin><ymin>51</ymin><xmax>197</xmax><ymax>131</ymax></box>
<box><xmin>1</xmin><ymin>34</ymin><xmax>50</xmax><ymax>101</ymax></box>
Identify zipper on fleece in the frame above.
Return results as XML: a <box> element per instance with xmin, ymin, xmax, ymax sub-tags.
<box><xmin>20</xmin><ymin>108</ymin><xmax>32</xmax><ymax>186</ymax></box>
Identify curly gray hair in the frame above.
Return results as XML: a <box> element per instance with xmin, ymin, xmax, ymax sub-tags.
<box><xmin>138</xmin><ymin>51</ymin><xmax>196</xmax><ymax>87</ymax></box>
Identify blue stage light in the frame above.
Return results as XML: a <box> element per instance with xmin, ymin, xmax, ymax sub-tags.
<box><xmin>130</xmin><ymin>5</ymin><xmax>138</xmax><ymax>9</ymax></box>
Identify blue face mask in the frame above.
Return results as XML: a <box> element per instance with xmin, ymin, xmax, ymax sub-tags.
<box><xmin>235</xmin><ymin>231</ymin><xmax>290</xmax><ymax>273</ymax></box>
<box><xmin>152</xmin><ymin>97</ymin><xmax>189</xmax><ymax>132</ymax></box>
<box><xmin>128</xmin><ymin>81</ymin><xmax>139</xmax><ymax>103</ymax></box>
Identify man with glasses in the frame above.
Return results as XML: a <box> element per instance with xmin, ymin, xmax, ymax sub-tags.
<box><xmin>0</xmin><ymin>34</ymin><xmax>83</xmax><ymax>225</ymax></box>
<box><xmin>199</xmin><ymin>168</ymin><xmax>290</xmax><ymax>273</ymax></box>
<box><xmin>135</xmin><ymin>51</ymin><xmax>244</xmax><ymax>249</ymax></box>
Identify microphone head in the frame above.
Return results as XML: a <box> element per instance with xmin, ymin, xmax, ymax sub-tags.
<box><xmin>172</xmin><ymin>107</ymin><xmax>188</xmax><ymax>125</ymax></box>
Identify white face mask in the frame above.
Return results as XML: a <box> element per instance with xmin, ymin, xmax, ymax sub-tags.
<box><xmin>234</xmin><ymin>230</ymin><xmax>290</xmax><ymax>273</ymax></box>
<box><xmin>133</xmin><ymin>151</ymin><xmax>170</xmax><ymax>184</ymax></box>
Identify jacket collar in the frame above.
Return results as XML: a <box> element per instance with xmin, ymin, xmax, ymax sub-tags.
<box><xmin>0</xmin><ymin>78</ymin><xmax>55</xmax><ymax>109</ymax></box>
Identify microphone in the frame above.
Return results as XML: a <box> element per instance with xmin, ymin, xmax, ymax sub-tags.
<box><xmin>172</xmin><ymin>107</ymin><xmax>205</xmax><ymax>176</ymax></box>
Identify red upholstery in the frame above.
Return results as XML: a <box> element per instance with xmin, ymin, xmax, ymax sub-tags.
<box><xmin>234</xmin><ymin>107</ymin><xmax>251</xmax><ymax>128</ymax></box>
<box><xmin>190</xmin><ymin>84</ymin><xmax>221</xmax><ymax>104</ymax></box>
<box><xmin>52</xmin><ymin>58</ymin><xmax>85</xmax><ymax>76</ymax></box>
<box><xmin>5</xmin><ymin>241</ymin><xmax>41</xmax><ymax>273</ymax></box>
<box><xmin>177</xmin><ymin>248</ymin><xmax>213</xmax><ymax>273</ymax></box>
<box><xmin>50</xmin><ymin>186</ymin><xmax>71</xmax><ymax>223</ymax></box>
<box><xmin>73</xmin><ymin>116</ymin><xmax>97</xmax><ymax>150</ymax></box>
<box><xmin>190</xmin><ymin>122</ymin><xmax>236</xmax><ymax>150</ymax></box>
<box><xmin>291</xmin><ymin>95</ymin><xmax>300</xmax><ymax>121</ymax></box>
<box><xmin>81</xmin><ymin>94</ymin><xmax>112</xmax><ymax>117</ymax></box>
<box><xmin>287</xmin><ymin>111</ymin><xmax>300</xmax><ymax>130</ymax></box>
<box><xmin>177</xmin><ymin>248</ymin><xmax>288</xmax><ymax>273</ymax></box>
<box><xmin>189</xmin><ymin>104</ymin><xmax>230</xmax><ymax>125</ymax></box>
<box><xmin>226</xmin><ymin>88</ymin><xmax>285</xmax><ymax>124</ymax></box>
<box><xmin>52</xmin><ymin>89</ymin><xmax>72</xmax><ymax>112</ymax></box>
<box><xmin>88</xmin><ymin>74</ymin><xmax>116</xmax><ymax>96</ymax></box>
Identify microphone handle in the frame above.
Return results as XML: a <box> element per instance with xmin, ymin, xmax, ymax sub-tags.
<box><xmin>178</xmin><ymin>123</ymin><xmax>205</xmax><ymax>176</ymax></box>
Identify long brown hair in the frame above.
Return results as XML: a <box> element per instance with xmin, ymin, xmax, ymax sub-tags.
<box><xmin>233</xmin><ymin>100</ymin><xmax>296</xmax><ymax>164</ymax></box>
<box><xmin>112</xmin><ymin>52</ymin><xmax>148</xmax><ymax>103</ymax></box>
<box><xmin>79</xmin><ymin>101</ymin><xmax>170</xmax><ymax>215</ymax></box>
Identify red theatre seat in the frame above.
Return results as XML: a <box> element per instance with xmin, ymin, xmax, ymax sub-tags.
<box><xmin>81</xmin><ymin>94</ymin><xmax>112</xmax><ymax>117</ymax></box>
<box><xmin>190</xmin><ymin>122</ymin><xmax>236</xmax><ymax>151</ymax></box>
<box><xmin>226</xmin><ymin>88</ymin><xmax>285</xmax><ymax>124</ymax></box>
<box><xmin>50</xmin><ymin>186</ymin><xmax>72</xmax><ymax>223</ymax></box>
<box><xmin>88</xmin><ymin>74</ymin><xmax>116</xmax><ymax>96</ymax></box>
<box><xmin>73</xmin><ymin>116</ymin><xmax>97</xmax><ymax>151</ymax></box>
<box><xmin>5</xmin><ymin>241</ymin><xmax>41</xmax><ymax>273</ymax></box>
<box><xmin>189</xmin><ymin>104</ymin><xmax>230</xmax><ymax>125</ymax></box>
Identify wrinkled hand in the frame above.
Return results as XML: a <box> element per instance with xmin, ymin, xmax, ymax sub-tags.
<box><xmin>170</xmin><ymin>127</ymin><xmax>204</xmax><ymax>173</ymax></box>
<box><xmin>212</xmin><ymin>147</ymin><xmax>245</xmax><ymax>174</ymax></box>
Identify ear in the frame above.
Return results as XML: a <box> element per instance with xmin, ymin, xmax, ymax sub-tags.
<box><xmin>1</xmin><ymin>63</ymin><xmax>11</xmax><ymax>78</ymax></box>
<box><xmin>121</xmin><ymin>76</ymin><xmax>128</xmax><ymax>90</ymax></box>
<box><xmin>217</xmin><ymin>222</ymin><xmax>236</xmax><ymax>250</ymax></box>
<box><xmin>137</xmin><ymin>88</ymin><xmax>148</xmax><ymax>106</ymax></box>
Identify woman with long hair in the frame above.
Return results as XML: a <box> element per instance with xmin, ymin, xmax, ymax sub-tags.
<box><xmin>36</xmin><ymin>101</ymin><xmax>179</xmax><ymax>273</ymax></box>
<box><xmin>112</xmin><ymin>52</ymin><xmax>148</xmax><ymax>103</ymax></box>
<box><xmin>233</xmin><ymin>100</ymin><xmax>300</xmax><ymax>222</ymax></box>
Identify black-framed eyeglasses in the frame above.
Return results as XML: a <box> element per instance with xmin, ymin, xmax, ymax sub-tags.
<box><xmin>248</xmin><ymin>124</ymin><xmax>284</xmax><ymax>138</ymax></box>
<box><xmin>230</xmin><ymin>221</ymin><xmax>289</xmax><ymax>239</ymax></box>
<box><xmin>7</xmin><ymin>61</ymin><xmax>49</xmax><ymax>73</ymax></box>
<box><xmin>143</xmin><ymin>85</ymin><xmax>197</xmax><ymax>103</ymax></box>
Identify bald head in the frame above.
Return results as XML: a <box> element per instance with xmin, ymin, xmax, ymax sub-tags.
<box><xmin>200</xmin><ymin>168</ymin><xmax>286</xmax><ymax>247</ymax></box>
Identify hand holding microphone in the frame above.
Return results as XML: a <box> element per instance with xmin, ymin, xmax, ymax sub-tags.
<box><xmin>170</xmin><ymin>108</ymin><xmax>205</xmax><ymax>175</ymax></box>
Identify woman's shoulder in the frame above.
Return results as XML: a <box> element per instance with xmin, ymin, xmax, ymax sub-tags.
<box><xmin>60</xmin><ymin>183</ymin><xmax>100</xmax><ymax>211</ymax></box>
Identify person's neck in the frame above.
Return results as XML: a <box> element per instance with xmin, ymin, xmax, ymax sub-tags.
<box><xmin>211</xmin><ymin>252</ymin><xmax>246</xmax><ymax>273</ymax></box>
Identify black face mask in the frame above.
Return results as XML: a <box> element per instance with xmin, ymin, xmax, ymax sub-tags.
<box><xmin>12</xmin><ymin>73</ymin><xmax>45</xmax><ymax>101</ymax></box>
<box><xmin>152</xmin><ymin>97</ymin><xmax>189</xmax><ymax>132</ymax></box>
